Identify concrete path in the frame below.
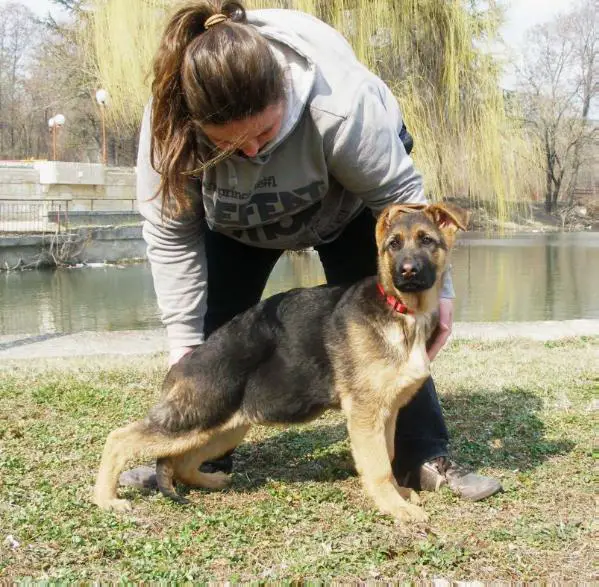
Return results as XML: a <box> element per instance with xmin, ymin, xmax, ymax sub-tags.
<box><xmin>0</xmin><ymin>320</ymin><xmax>597</xmax><ymax>361</ymax></box>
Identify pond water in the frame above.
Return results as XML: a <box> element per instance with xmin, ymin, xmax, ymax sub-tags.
<box><xmin>1</xmin><ymin>232</ymin><xmax>598</xmax><ymax>336</ymax></box>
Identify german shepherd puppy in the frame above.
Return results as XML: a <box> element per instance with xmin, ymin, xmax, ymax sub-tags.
<box><xmin>93</xmin><ymin>202</ymin><xmax>468</xmax><ymax>522</ymax></box>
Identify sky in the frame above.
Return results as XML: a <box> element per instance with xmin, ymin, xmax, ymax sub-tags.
<box><xmin>499</xmin><ymin>0</ymin><xmax>569</xmax><ymax>88</ymax></box>
<box><xmin>501</xmin><ymin>0</ymin><xmax>568</xmax><ymax>48</ymax></box>
<box><xmin>9</xmin><ymin>0</ymin><xmax>69</xmax><ymax>19</ymax></box>
<box><xmin>9</xmin><ymin>0</ymin><xmax>571</xmax><ymax>89</ymax></box>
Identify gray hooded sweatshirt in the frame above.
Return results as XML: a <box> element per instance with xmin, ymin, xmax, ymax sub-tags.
<box><xmin>137</xmin><ymin>9</ymin><xmax>454</xmax><ymax>351</ymax></box>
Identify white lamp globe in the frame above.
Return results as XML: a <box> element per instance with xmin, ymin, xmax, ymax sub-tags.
<box><xmin>96</xmin><ymin>89</ymin><xmax>109</xmax><ymax>105</ymax></box>
<box><xmin>54</xmin><ymin>114</ymin><xmax>66</xmax><ymax>127</ymax></box>
<box><xmin>48</xmin><ymin>117</ymin><xmax>55</xmax><ymax>128</ymax></box>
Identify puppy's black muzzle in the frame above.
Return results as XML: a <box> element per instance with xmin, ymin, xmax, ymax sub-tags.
<box><xmin>393</xmin><ymin>255</ymin><xmax>437</xmax><ymax>293</ymax></box>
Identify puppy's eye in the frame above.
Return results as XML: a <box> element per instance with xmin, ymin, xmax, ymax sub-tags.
<box><xmin>420</xmin><ymin>235</ymin><xmax>436</xmax><ymax>246</ymax></box>
<box><xmin>388</xmin><ymin>238</ymin><xmax>402</xmax><ymax>251</ymax></box>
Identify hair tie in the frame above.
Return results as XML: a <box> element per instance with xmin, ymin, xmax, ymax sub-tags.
<box><xmin>205</xmin><ymin>13</ymin><xmax>228</xmax><ymax>28</ymax></box>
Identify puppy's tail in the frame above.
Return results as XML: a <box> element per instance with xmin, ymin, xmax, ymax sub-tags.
<box><xmin>156</xmin><ymin>457</ymin><xmax>190</xmax><ymax>505</ymax></box>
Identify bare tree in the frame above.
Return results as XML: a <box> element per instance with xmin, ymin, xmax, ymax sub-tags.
<box><xmin>0</xmin><ymin>1</ymin><xmax>138</xmax><ymax>164</ymax></box>
<box><xmin>563</xmin><ymin>0</ymin><xmax>598</xmax><ymax>203</ymax></box>
<box><xmin>517</xmin><ymin>0</ymin><xmax>598</xmax><ymax>213</ymax></box>
<box><xmin>0</xmin><ymin>2</ymin><xmax>37</xmax><ymax>156</ymax></box>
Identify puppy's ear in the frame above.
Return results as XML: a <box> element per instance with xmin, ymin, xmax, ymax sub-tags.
<box><xmin>425</xmin><ymin>202</ymin><xmax>470</xmax><ymax>233</ymax></box>
<box><xmin>375</xmin><ymin>203</ymin><xmax>427</xmax><ymax>249</ymax></box>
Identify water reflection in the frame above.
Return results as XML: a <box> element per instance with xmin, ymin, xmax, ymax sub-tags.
<box><xmin>450</xmin><ymin>232</ymin><xmax>599</xmax><ymax>322</ymax></box>
<box><xmin>1</xmin><ymin>232</ymin><xmax>597</xmax><ymax>336</ymax></box>
<box><xmin>0</xmin><ymin>265</ymin><xmax>160</xmax><ymax>335</ymax></box>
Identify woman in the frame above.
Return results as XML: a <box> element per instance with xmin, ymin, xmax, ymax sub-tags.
<box><xmin>125</xmin><ymin>0</ymin><xmax>501</xmax><ymax>501</ymax></box>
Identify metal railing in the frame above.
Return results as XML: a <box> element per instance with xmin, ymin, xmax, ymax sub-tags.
<box><xmin>0</xmin><ymin>199</ymin><xmax>70</xmax><ymax>234</ymax></box>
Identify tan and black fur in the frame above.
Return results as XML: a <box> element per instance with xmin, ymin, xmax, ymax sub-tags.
<box><xmin>93</xmin><ymin>202</ymin><xmax>469</xmax><ymax>522</ymax></box>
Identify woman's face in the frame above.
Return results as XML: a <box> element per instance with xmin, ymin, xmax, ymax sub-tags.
<box><xmin>201</xmin><ymin>102</ymin><xmax>285</xmax><ymax>158</ymax></box>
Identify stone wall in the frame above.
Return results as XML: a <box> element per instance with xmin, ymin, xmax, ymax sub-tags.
<box><xmin>0</xmin><ymin>164</ymin><xmax>40</xmax><ymax>199</ymax></box>
<box><xmin>0</xmin><ymin>162</ymin><xmax>145</xmax><ymax>266</ymax></box>
<box><xmin>0</xmin><ymin>225</ymin><xmax>146</xmax><ymax>269</ymax></box>
<box><xmin>0</xmin><ymin>162</ymin><xmax>137</xmax><ymax>212</ymax></box>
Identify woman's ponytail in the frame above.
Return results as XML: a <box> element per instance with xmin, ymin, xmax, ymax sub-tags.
<box><xmin>149</xmin><ymin>1</ymin><xmax>284</xmax><ymax>215</ymax></box>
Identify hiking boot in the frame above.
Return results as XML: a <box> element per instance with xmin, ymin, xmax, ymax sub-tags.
<box><xmin>119</xmin><ymin>465</ymin><xmax>157</xmax><ymax>490</ymax></box>
<box><xmin>406</xmin><ymin>457</ymin><xmax>502</xmax><ymax>501</ymax></box>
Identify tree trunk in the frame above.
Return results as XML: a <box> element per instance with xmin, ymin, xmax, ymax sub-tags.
<box><xmin>544</xmin><ymin>137</ymin><xmax>554</xmax><ymax>213</ymax></box>
<box><xmin>545</xmin><ymin>173</ymin><xmax>553</xmax><ymax>213</ymax></box>
<box><xmin>551</xmin><ymin>185</ymin><xmax>560</xmax><ymax>213</ymax></box>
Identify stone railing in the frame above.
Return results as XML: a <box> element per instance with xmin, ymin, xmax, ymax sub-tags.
<box><xmin>0</xmin><ymin>161</ymin><xmax>137</xmax><ymax>212</ymax></box>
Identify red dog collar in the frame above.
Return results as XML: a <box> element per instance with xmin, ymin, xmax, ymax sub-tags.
<box><xmin>377</xmin><ymin>283</ymin><xmax>412</xmax><ymax>315</ymax></box>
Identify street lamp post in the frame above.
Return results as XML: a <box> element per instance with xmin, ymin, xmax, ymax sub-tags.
<box><xmin>48</xmin><ymin>114</ymin><xmax>66</xmax><ymax>161</ymax></box>
<box><xmin>48</xmin><ymin>117</ymin><xmax>55</xmax><ymax>160</ymax></box>
<box><xmin>95</xmin><ymin>89</ymin><xmax>109</xmax><ymax>165</ymax></box>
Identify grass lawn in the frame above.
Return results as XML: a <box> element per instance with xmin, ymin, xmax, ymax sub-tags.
<box><xmin>0</xmin><ymin>337</ymin><xmax>596</xmax><ymax>581</ymax></box>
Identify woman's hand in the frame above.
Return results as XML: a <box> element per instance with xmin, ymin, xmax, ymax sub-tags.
<box><xmin>168</xmin><ymin>346</ymin><xmax>197</xmax><ymax>368</ymax></box>
<box><xmin>427</xmin><ymin>298</ymin><xmax>454</xmax><ymax>361</ymax></box>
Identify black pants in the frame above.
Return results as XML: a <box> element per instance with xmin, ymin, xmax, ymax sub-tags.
<box><xmin>203</xmin><ymin>209</ymin><xmax>449</xmax><ymax>474</ymax></box>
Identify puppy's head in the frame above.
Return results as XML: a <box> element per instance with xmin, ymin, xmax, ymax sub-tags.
<box><xmin>375</xmin><ymin>202</ymin><xmax>469</xmax><ymax>313</ymax></box>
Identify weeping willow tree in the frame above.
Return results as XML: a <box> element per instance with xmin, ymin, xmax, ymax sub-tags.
<box><xmin>83</xmin><ymin>0</ymin><xmax>542</xmax><ymax>211</ymax></box>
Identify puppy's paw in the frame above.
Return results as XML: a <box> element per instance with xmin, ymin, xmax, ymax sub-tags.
<box><xmin>397</xmin><ymin>486</ymin><xmax>421</xmax><ymax>505</ymax></box>
<box><xmin>393</xmin><ymin>503</ymin><xmax>428</xmax><ymax>523</ymax></box>
<box><xmin>94</xmin><ymin>496</ymin><xmax>132</xmax><ymax>512</ymax></box>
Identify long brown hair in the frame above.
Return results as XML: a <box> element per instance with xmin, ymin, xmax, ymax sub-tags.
<box><xmin>150</xmin><ymin>1</ymin><xmax>285</xmax><ymax>215</ymax></box>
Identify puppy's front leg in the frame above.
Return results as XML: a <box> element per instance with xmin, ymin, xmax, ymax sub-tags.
<box><xmin>345</xmin><ymin>405</ymin><xmax>427</xmax><ymax>523</ymax></box>
<box><xmin>384</xmin><ymin>410</ymin><xmax>420</xmax><ymax>506</ymax></box>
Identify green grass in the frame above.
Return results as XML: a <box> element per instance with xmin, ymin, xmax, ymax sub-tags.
<box><xmin>0</xmin><ymin>337</ymin><xmax>596</xmax><ymax>581</ymax></box>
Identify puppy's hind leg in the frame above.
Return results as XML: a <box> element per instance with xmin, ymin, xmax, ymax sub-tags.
<box><xmin>155</xmin><ymin>449</ymin><xmax>231</xmax><ymax>504</ymax></box>
<box><xmin>173</xmin><ymin>425</ymin><xmax>251</xmax><ymax>491</ymax></box>
<box><xmin>156</xmin><ymin>457</ymin><xmax>190</xmax><ymax>505</ymax></box>
<box><xmin>93</xmin><ymin>420</ymin><xmax>205</xmax><ymax>512</ymax></box>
